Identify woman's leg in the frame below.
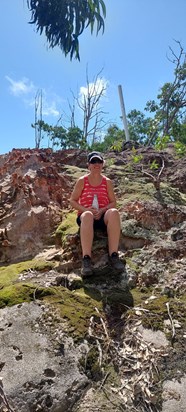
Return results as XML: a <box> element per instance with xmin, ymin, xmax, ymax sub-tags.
<box><xmin>80</xmin><ymin>211</ymin><xmax>94</xmax><ymax>257</ymax></box>
<box><xmin>104</xmin><ymin>208</ymin><xmax>121</xmax><ymax>255</ymax></box>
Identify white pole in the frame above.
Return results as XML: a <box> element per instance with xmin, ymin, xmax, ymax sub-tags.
<box><xmin>118</xmin><ymin>84</ymin><xmax>130</xmax><ymax>142</ymax></box>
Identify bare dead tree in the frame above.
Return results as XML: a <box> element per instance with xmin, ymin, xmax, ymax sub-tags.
<box><xmin>34</xmin><ymin>89</ymin><xmax>43</xmax><ymax>149</ymax></box>
<box><xmin>72</xmin><ymin>67</ymin><xmax>109</xmax><ymax>145</ymax></box>
<box><xmin>146</xmin><ymin>41</ymin><xmax>186</xmax><ymax>146</ymax></box>
<box><xmin>68</xmin><ymin>100</ymin><xmax>76</xmax><ymax>128</ymax></box>
<box><xmin>163</xmin><ymin>40</ymin><xmax>186</xmax><ymax>135</ymax></box>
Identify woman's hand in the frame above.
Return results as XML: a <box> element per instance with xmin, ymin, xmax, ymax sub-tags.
<box><xmin>91</xmin><ymin>207</ymin><xmax>104</xmax><ymax>220</ymax></box>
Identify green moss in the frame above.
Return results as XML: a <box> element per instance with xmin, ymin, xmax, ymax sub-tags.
<box><xmin>155</xmin><ymin>185</ymin><xmax>186</xmax><ymax>205</ymax></box>
<box><xmin>118</xmin><ymin>177</ymin><xmax>186</xmax><ymax>206</ymax></box>
<box><xmin>0</xmin><ymin>258</ymin><xmax>132</xmax><ymax>343</ymax></box>
<box><xmin>0</xmin><ymin>283</ymin><xmax>55</xmax><ymax>308</ymax></box>
<box><xmin>126</xmin><ymin>258</ymin><xmax>140</xmax><ymax>273</ymax></box>
<box><xmin>131</xmin><ymin>288</ymin><xmax>152</xmax><ymax>305</ymax></box>
<box><xmin>80</xmin><ymin>346</ymin><xmax>103</xmax><ymax>381</ymax></box>
<box><xmin>32</xmin><ymin>261</ymin><xmax>56</xmax><ymax>271</ymax></box>
<box><xmin>119</xmin><ymin>182</ymin><xmax>156</xmax><ymax>204</ymax></box>
<box><xmin>0</xmin><ymin>260</ymin><xmax>55</xmax><ymax>288</ymax></box>
<box><xmin>106</xmin><ymin>159</ymin><xmax>119</xmax><ymax>168</ymax></box>
<box><xmin>63</xmin><ymin>165</ymin><xmax>87</xmax><ymax>180</ymax></box>
<box><xmin>44</xmin><ymin>286</ymin><xmax>103</xmax><ymax>341</ymax></box>
<box><xmin>55</xmin><ymin>211</ymin><xmax>78</xmax><ymax>243</ymax></box>
<box><xmin>134</xmin><ymin>289</ymin><xmax>186</xmax><ymax>332</ymax></box>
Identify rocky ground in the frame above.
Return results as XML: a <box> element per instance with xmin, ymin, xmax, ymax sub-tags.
<box><xmin>0</xmin><ymin>146</ymin><xmax>186</xmax><ymax>412</ymax></box>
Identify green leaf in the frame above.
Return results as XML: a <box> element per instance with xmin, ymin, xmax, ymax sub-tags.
<box><xmin>27</xmin><ymin>0</ymin><xmax>106</xmax><ymax>60</ymax></box>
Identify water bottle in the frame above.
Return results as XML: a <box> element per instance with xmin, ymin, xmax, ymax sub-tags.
<box><xmin>92</xmin><ymin>194</ymin><xmax>99</xmax><ymax>210</ymax></box>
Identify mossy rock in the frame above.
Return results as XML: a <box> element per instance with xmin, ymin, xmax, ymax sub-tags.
<box><xmin>44</xmin><ymin>286</ymin><xmax>104</xmax><ymax>342</ymax></box>
<box><xmin>55</xmin><ymin>211</ymin><xmax>78</xmax><ymax>246</ymax></box>
<box><xmin>0</xmin><ymin>260</ymin><xmax>55</xmax><ymax>288</ymax></box>
<box><xmin>154</xmin><ymin>185</ymin><xmax>186</xmax><ymax>205</ymax></box>
<box><xmin>0</xmin><ymin>283</ymin><xmax>55</xmax><ymax>308</ymax></box>
<box><xmin>119</xmin><ymin>181</ymin><xmax>157</xmax><ymax>204</ymax></box>
<box><xmin>121</xmin><ymin>218</ymin><xmax>155</xmax><ymax>241</ymax></box>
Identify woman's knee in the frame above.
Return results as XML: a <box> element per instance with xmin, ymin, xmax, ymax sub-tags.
<box><xmin>80</xmin><ymin>211</ymin><xmax>94</xmax><ymax>224</ymax></box>
<box><xmin>104</xmin><ymin>208</ymin><xmax>120</xmax><ymax>224</ymax></box>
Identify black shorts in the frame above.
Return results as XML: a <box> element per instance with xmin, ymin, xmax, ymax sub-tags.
<box><xmin>76</xmin><ymin>213</ymin><xmax>107</xmax><ymax>231</ymax></box>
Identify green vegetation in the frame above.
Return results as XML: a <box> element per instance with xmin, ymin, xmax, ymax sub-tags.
<box><xmin>55</xmin><ymin>211</ymin><xmax>78</xmax><ymax>244</ymax></box>
<box><xmin>44</xmin><ymin>287</ymin><xmax>103</xmax><ymax>341</ymax></box>
<box><xmin>0</xmin><ymin>260</ymin><xmax>57</xmax><ymax>308</ymax></box>
<box><xmin>27</xmin><ymin>0</ymin><xmax>106</xmax><ymax>60</ymax></box>
<box><xmin>0</xmin><ymin>260</ymin><xmax>55</xmax><ymax>288</ymax></box>
<box><xmin>155</xmin><ymin>135</ymin><xmax>171</xmax><ymax>151</ymax></box>
<box><xmin>0</xmin><ymin>259</ymin><xmax>104</xmax><ymax>342</ymax></box>
<box><xmin>128</xmin><ymin>289</ymin><xmax>186</xmax><ymax>341</ymax></box>
<box><xmin>149</xmin><ymin>160</ymin><xmax>160</xmax><ymax>170</ymax></box>
<box><xmin>31</xmin><ymin>41</ymin><xmax>185</xmax><ymax>152</ymax></box>
<box><xmin>0</xmin><ymin>283</ymin><xmax>55</xmax><ymax>308</ymax></box>
<box><xmin>32</xmin><ymin>123</ymin><xmax>86</xmax><ymax>150</ymax></box>
<box><xmin>130</xmin><ymin>147</ymin><xmax>143</xmax><ymax>164</ymax></box>
<box><xmin>174</xmin><ymin>140</ymin><xmax>186</xmax><ymax>157</ymax></box>
<box><xmin>62</xmin><ymin>165</ymin><xmax>87</xmax><ymax>180</ymax></box>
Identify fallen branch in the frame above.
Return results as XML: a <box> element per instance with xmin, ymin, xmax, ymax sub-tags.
<box><xmin>0</xmin><ymin>377</ymin><xmax>15</xmax><ymax>412</ymax></box>
<box><xmin>88</xmin><ymin>307</ymin><xmax>164</xmax><ymax>411</ymax></box>
<box><xmin>166</xmin><ymin>302</ymin><xmax>175</xmax><ymax>342</ymax></box>
<box><xmin>95</xmin><ymin>307</ymin><xmax>110</xmax><ymax>341</ymax></box>
<box><xmin>96</xmin><ymin>339</ymin><xmax>103</xmax><ymax>367</ymax></box>
<box><xmin>99</xmin><ymin>371</ymin><xmax>110</xmax><ymax>390</ymax></box>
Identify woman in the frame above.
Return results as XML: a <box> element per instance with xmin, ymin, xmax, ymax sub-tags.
<box><xmin>70</xmin><ymin>151</ymin><xmax>125</xmax><ymax>277</ymax></box>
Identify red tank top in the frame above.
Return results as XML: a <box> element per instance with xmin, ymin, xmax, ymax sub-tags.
<box><xmin>78</xmin><ymin>175</ymin><xmax>109</xmax><ymax>214</ymax></box>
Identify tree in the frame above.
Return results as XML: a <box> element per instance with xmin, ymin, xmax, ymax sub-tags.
<box><xmin>33</xmin><ymin>89</ymin><xmax>43</xmax><ymax>148</ymax></box>
<box><xmin>127</xmin><ymin>110</ymin><xmax>154</xmax><ymax>145</ymax></box>
<box><xmin>31</xmin><ymin>68</ymin><xmax>109</xmax><ymax>149</ymax></box>
<box><xmin>145</xmin><ymin>41</ymin><xmax>186</xmax><ymax>144</ymax></box>
<box><xmin>72</xmin><ymin>67</ymin><xmax>108</xmax><ymax>145</ymax></box>
<box><xmin>91</xmin><ymin>124</ymin><xmax>125</xmax><ymax>152</ymax></box>
<box><xmin>27</xmin><ymin>0</ymin><xmax>106</xmax><ymax>60</ymax></box>
<box><xmin>35</xmin><ymin>120</ymin><xmax>85</xmax><ymax>149</ymax></box>
<box><xmin>171</xmin><ymin>116</ymin><xmax>186</xmax><ymax>144</ymax></box>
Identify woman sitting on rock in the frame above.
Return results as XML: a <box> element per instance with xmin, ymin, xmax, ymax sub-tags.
<box><xmin>70</xmin><ymin>151</ymin><xmax>125</xmax><ymax>277</ymax></box>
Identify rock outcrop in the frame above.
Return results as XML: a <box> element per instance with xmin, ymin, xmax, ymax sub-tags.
<box><xmin>0</xmin><ymin>147</ymin><xmax>186</xmax><ymax>412</ymax></box>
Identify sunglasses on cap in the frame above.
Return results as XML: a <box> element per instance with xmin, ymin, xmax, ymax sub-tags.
<box><xmin>89</xmin><ymin>158</ymin><xmax>103</xmax><ymax>164</ymax></box>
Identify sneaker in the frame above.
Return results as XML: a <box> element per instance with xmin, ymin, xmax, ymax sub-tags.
<box><xmin>81</xmin><ymin>255</ymin><xmax>94</xmax><ymax>278</ymax></box>
<box><xmin>109</xmin><ymin>252</ymin><xmax>126</xmax><ymax>273</ymax></box>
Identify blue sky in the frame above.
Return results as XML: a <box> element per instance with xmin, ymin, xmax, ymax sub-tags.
<box><xmin>0</xmin><ymin>0</ymin><xmax>185</xmax><ymax>154</ymax></box>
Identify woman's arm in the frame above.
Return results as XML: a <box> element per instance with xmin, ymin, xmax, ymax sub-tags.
<box><xmin>101</xmin><ymin>178</ymin><xmax>117</xmax><ymax>212</ymax></box>
<box><xmin>107</xmin><ymin>179</ymin><xmax>117</xmax><ymax>206</ymax></box>
<box><xmin>69</xmin><ymin>178</ymin><xmax>86</xmax><ymax>213</ymax></box>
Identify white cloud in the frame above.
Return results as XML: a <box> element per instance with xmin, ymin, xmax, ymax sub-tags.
<box><xmin>42</xmin><ymin>101</ymin><xmax>60</xmax><ymax>117</ymax></box>
<box><xmin>5</xmin><ymin>76</ymin><xmax>61</xmax><ymax>118</ymax></box>
<box><xmin>79</xmin><ymin>77</ymin><xmax>109</xmax><ymax>103</ymax></box>
<box><xmin>5</xmin><ymin>76</ymin><xmax>35</xmax><ymax>96</ymax></box>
